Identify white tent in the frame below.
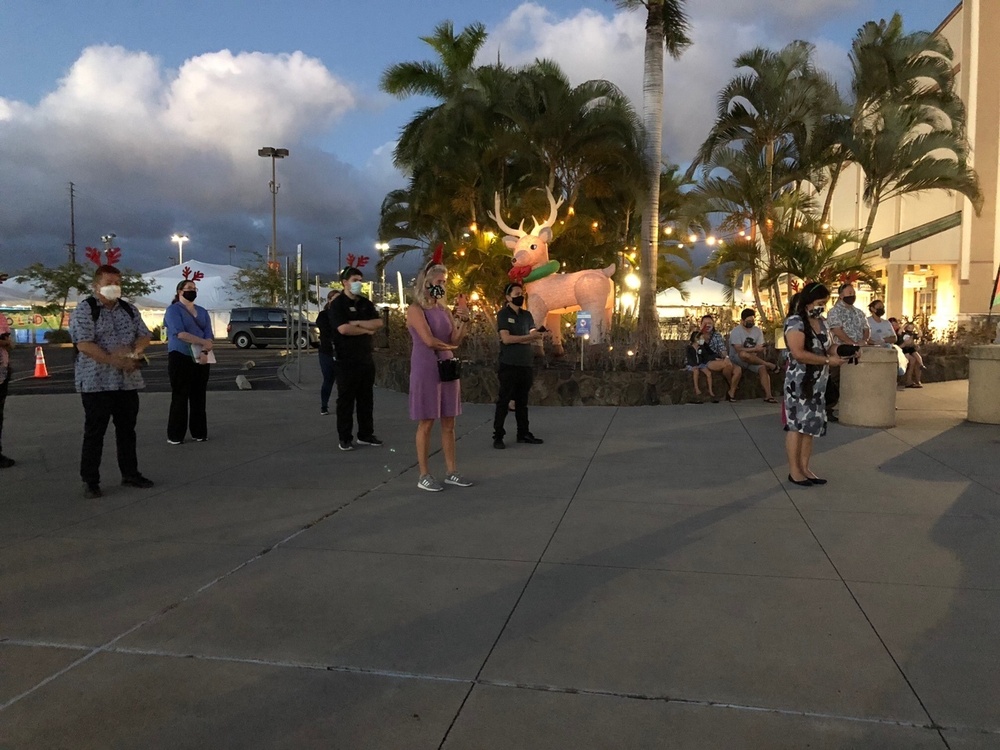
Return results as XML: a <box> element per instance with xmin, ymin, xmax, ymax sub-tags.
<box><xmin>656</xmin><ymin>276</ymin><xmax>751</xmax><ymax>317</ymax></box>
<box><xmin>134</xmin><ymin>260</ymin><xmax>248</xmax><ymax>337</ymax></box>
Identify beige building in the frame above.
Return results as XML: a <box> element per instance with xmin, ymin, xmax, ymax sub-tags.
<box><xmin>824</xmin><ymin>1</ymin><xmax>997</xmax><ymax>333</ymax></box>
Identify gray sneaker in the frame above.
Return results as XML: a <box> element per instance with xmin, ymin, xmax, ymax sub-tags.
<box><xmin>417</xmin><ymin>474</ymin><xmax>443</xmax><ymax>492</ymax></box>
<box><xmin>444</xmin><ymin>473</ymin><xmax>473</xmax><ymax>487</ymax></box>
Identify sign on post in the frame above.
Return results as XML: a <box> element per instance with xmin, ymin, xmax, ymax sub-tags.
<box><xmin>575</xmin><ymin>311</ymin><xmax>592</xmax><ymax>337</ymax></box>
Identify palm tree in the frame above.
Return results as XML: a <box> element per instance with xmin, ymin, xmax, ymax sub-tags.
<box><xmin>845</xmin><ymin>13</ymin><xmax>983</xmax><ymax>257</ymax></box>
<box><xmin>612</xmin><ymin>0</ymin><xmax>691</xmax><ymax>347</ymax></box>
<box><xmin>763</xmin><ymin>228</ymin><xmax>879</xmax><ymax>292</ymax></box>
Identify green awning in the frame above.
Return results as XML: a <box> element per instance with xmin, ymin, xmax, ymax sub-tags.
<box><xmin>866</xmin><ymin>211</ymin><xmax>962</xmax><ymax>258</ymax></box>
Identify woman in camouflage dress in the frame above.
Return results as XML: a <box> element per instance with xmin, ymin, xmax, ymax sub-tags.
<box><xmin>783</xmin><ymin>283</ymin><xmax>848</xmax><ymax>486</ymax></box>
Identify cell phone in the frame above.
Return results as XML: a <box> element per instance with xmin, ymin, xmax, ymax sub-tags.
<box><xmin>535</xmin><ymin>326</ymin><xmax>547</xmax><ymax>333</ymax></box>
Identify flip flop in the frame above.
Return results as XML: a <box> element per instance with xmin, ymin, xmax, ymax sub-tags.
<box><xmin>763</xmin><ymin>397</ymin><xmax>778</xmax><ymax>403</ymax></box>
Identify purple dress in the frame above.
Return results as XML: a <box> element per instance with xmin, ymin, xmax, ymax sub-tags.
<box><xmin>408</xmin><ymin>305</ymin><xmax>462</xmax><ymax>420</ymax></box>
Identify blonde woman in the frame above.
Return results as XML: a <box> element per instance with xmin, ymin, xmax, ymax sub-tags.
<box><xmin>405</xmin><ymin>253</ymin><xmax>472</xmax><ymax>491</ymax></box>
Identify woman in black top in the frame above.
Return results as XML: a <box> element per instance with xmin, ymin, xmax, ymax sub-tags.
<box><xmin>316</xmin><ymin>289</ymin><xmax>340</xmax><ymax>415</ymax></box>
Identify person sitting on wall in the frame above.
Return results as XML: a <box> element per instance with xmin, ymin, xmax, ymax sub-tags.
<box><xmin>700</xmin><ymin>314</ymin><xmax>740</xmax><ymax>402</ymax></box>
<box><xmin>685</xmin><ymin>330</ymin><xmax>717</xmax><ymax>403</ymax></box>
<box><xmin>729</xmin><ymin>308</ymin><xmax>779</xmax><ymax>404</ymax></box>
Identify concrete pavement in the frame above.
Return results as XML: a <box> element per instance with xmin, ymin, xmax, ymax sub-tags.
<box><xmin>1</xmin><ymin>356</ymin><xmax>998</xmax><ymax>748</ymax></box>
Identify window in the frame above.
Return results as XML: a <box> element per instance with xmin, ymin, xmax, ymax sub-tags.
<box><xmin>914</xmin><ymin>276</ymin><xmax>937</xmax><ymax>318</ymax></box>
<box><xmin>267</xmin><ymin>311</ymin><xmax>286</xmax><ymax>324</ymax></box>
<box><xmin>249</xmin><ymin>309</ymin><xmax>270</xmax><ymax>322</ymax></box>
<box><xmin>229</xmin><ymin>309</ymin><xmax>249</xmax><ymax>322</ymax></box>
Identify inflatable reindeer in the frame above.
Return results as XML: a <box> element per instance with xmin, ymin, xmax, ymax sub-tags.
<box><xmin>488</xmin><ymin>188</ymin><xmax>615</xmax><ymax>353</ymax></box>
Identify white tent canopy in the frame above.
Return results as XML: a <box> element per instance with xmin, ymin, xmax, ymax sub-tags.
<box><xmin>134</xmin><ymin>260</ymin><xmax>248</xmax><ymax>337</ymax></box>
<box><xmin>656</xmin><ymin>276</ymin><xmax>751</xmax><ymax>317</ymax></box>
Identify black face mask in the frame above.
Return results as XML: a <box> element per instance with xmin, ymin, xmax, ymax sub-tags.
<box><xmin>743</xmin><ymin>320</ymin><xmax>754</xmax><ymax>328</ymax></box>
<box><xmin>182</xmin><ymin>290</ymin><xmax>197</xmax><ymax>302</ymax></box>
<box><xmin>427</xmin><ymin>284</ymin><xmax>445</xmax><ymax>299</ymax></box>
<box><xmin>872</xmin><ymin>307</ymin><xmax>885</xmax><ymax>317</ymax></box>
<box><xmin>510</xmin><ymin>295</ymin><xmax>524</xmax><ymax>307</ymax></box>
<box><xmin>842</xmin><ymin>295</ymin><xmax>856</xmax><ymax>306</ymax></box>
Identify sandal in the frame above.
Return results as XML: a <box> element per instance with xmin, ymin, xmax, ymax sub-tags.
<box><xmin>763</xmin><ymin>397</ymin><xmax>778</xmax><ymax>403</ymax></box>
<box><xmin>726</xmin><ymin>394</ymin><xmax>737</xmax><ymax>403</ymax></box>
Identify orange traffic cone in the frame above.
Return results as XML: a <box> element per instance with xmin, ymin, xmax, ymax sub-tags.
<box><xmin>33</xmin><ymin>346</ymin><xmax>50</xmax><ymax>378</ymax></box>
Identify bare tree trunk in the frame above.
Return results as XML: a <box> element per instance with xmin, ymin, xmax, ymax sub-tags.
<box><xmin>637</xmin><ymin>1</ymin><xmax>665</xmax><ymax>350</ymax></box>
<box><xmin>815</xmin><ymin>162</ymin><xmax>843</xmax><ymax>250</ymax></box>
<box><xmin>856</xmin><ymin>198</ymin><xmax>880</xmax><ymax>261</ymax></box>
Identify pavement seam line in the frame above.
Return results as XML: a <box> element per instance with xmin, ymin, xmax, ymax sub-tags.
<box><xmin>434</xmin><ymin>408</ymin><xmax>621</xmax><ymax>750</ymax></box>
<box><xmin>731</xmin><ymin>407</ymin><xmax>948</xmax><ymax>737</ymax></box>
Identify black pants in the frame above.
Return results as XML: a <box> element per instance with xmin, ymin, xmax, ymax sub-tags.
<box><xmin>336</xmin><ymin>359</ymin><xmax>375</xmax><ymax>442</ymax></box>
<box><xmin>318</xmin><ymin>351</ymin><xmax>337</xmax><ymax>410</ymax></box>
<box><xmin>167</xmin><ymin>351</ymin><xmax>210</xmax><ymax>442</ymax></box>
<box><xmin>80</xmin><ymin>390</ymin><xmax>140</xmax><ymax>485</ymax></box>
<box><xmin>493</xmin><ymin>363</ymin><xmax>533</xmax><ymax>440</ymax></box>
<box><xmin>825</xmin><ymin>367</ymin><xmax>840</xmax><ymax>414</ymax></box>
<box><xmin>0</xmin><ymin>372</ymin><xmax>9</xmax><ymax>456</ymax></box>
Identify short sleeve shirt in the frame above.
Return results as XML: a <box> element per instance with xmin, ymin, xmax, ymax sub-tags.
<box><xmin>163</xmin><ymin>302</ymin><xmax>213</xmax><ymax>356</ymax></box>
<box><xmin>497</xmin><ymin>305</ymin><xmax>535</xmax><ymax>367</ymax></box>
<box><xmin>729</xmin><ymin>325</ymin><xmax>764</xmax><ymax>351</ymax></box>
<box><xmin>826</xmin><ymin>302</ymin><xmax>868</xmax><ymax>343</ymax></box>
<box><xmin>705</xmin><ymin>330</ymin><xmax>728</xmax><ymax>359</ymax></box>
<box><xmin>0</xmin><ymin>314</ymin><xmax>10</xmax><ymax>382</ymax></box>
<box><xmin>328</xmin><ymin>293</ymin><xmax>379</xmax><ymax>362</ymax></box>
<box><xmin>867</xmin><ymin>317</ymin><xmax>896</xmax><ymax>345</ymax></box>
<box><xmin>70</xmin><ymin>300</ymin><xmax>150</xmax><ymax>393</ymax></box>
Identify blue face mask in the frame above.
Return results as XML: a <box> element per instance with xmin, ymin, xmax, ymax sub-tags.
<box><xmin>349</xmin><ymin>281</ymin><xmax>363</xmax><ymax>295</ymax></box>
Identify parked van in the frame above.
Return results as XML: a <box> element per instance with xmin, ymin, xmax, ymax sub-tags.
<box><xmin>226</xmin><ymin>307</ymin><xmax>319</xmax><ymax>349</ymax></box>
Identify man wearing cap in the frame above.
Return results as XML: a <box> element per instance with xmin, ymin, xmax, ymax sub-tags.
<box><xmin>328</xmin><ymin>266</ymin><xmax>383</xmax><ymax>451</ymax></box>
<box><xmin>729</xmin><ymin>308</ymin><xmax>779</xmax><ymax>403</ymax></box>
<box><xmin>493</xmin><ymin>282</ymin><xmax>544</xmax><ymax>449</ymax></box>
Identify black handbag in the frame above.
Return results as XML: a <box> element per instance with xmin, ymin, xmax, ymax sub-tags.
<box><xmin>437</xmin><ymin>357</ymin><xmax>461</xmax><ymax>382</ymax></box>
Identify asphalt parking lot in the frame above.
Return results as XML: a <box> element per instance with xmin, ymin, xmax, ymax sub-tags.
<box><xmin>6</xmin><ymin>342</ymin><xmax>293</xmax><ymax>395</ymax></box>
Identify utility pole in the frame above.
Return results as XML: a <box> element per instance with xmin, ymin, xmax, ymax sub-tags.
<box><xmin>336</xmin><ymin>236</ymin><xmax>343</xmax><ymax>270</ymax></box>
<box><xmin>68</xmin><ymin>182</ymin><xmax>77</xmax><ymax>263</ymax></box>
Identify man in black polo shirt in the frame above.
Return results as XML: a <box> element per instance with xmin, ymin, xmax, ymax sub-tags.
<box><xmin>493</xmin><ymin>282</ymin><xmax>544</xmax><ymax>449</ymax></box>
<box><xmin>328</xmin><ymin>267</ymin><xmax>383</xmax><ymax>451</ymax></box>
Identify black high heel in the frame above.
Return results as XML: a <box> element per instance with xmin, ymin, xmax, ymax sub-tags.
<box><xmin>787</xmin><ymin>474</ymin><xmax>812</xmax><ymax>487</ymax></box>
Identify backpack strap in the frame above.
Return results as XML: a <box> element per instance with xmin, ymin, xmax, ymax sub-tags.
<box><xmin>85</xmin><ymin>296</ymin><xmax>100</xmax><ymax>322</ymax></box>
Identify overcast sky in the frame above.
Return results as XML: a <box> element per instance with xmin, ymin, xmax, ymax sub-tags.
<box><xmin>0</xmin><ymin>0</ymin><xmax>956</xmax><ymax>278</ymax></box>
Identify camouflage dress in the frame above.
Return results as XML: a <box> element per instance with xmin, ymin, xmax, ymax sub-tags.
<box><xmin>783</xmin><ymin>314</ymin><xmax>830</xmax><ymax>437</ymax></box>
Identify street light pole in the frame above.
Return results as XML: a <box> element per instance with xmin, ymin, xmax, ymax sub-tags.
<box><xmin>228</xmin><ymin>244</ymin><xmax>237</xmax><ymax>265</ymax></box>
<box><xmin>171</xmin><ymin>234</ymin><xmax>189</xmax><ymax>265</ymax></box>
<box><xmin>258</xmin><ymin>147</ymin><xmax>289</xmax><ymax>266</ymax></box>
<box><xmin>336</xmin><ymin>236</ymin><xmax>343</xmax><ymax>271</ymax></box>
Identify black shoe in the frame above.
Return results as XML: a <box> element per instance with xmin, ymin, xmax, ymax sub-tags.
<box><xmin>320</xmin><ymin>408</ymin><xmax>330</xmax><ymax>416</ymax></box>
<box><xmin>357</xmin><ymin>435</ymin><xmax>383</xmax><ymax>446</ymax></box>
<box><xmin>122</xmin><ymin>474</ymin><xmax>154</xmax><ymax>489</ymax></box>
<box><xmin>339</xmin><ymin>440</ymin><xmax>355</xmax><ymax>452</ymax></box>
<box><xmin>83</xmin><ymin>483</ymin><xmax>102</xmax><ymax>499</ymax></box>
<box><xmin>0</xmin><ymin>455</ymin><xmax>15</xmax><ymax>469</ymax></box>
<box><xmin>517</xmin><ymin>434</ymin><xmax>544</xmax><ymax>444</ymax></box>
<box><xmin>493</xmin><ymin>439</ymin><xmax>506</xmax><ymax>450</ymax></box>
<box><xmin>787</xmin><ymin>474</ymin><xmax>812</xmax><ymax>487</ymax></box>
<box><xmin>827</xmin><ymin>414</ymin><xmax>839</xmax><ymax>423</ymax></box>
<box><xmin>806</xmin><ymin>476</ymin><xmax>828</xmax><ymax>485</ymax></box>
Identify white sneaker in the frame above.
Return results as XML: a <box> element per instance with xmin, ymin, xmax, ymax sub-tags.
<box><xmin>444</xmin><ymin>473</ymin><xmax>473</xmax><ymax>487</ymax></box>
<box><xmin>417</xmin><ymin>474</ymin><xmax>443</xmax><ymax>492</ymax></box>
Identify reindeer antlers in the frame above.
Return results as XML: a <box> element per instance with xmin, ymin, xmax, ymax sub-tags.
<box><xmin>488</xmin><ymin>188</ymin><xmax>565</xmax><ymax>238</ymax></box>
<box><xmin>530</xmin><ymin>187</ymin><xmax>565</xmax><ymax>235</ymax></box>
<box><xmin>181</xmin><ymin>266</ymin><xmax>205</xmax><ymax>281</ymax></box>
<box><xmin>487</xmin><ymin>194</ymin><xmax>526</xmax><ymax>239</ymax></box>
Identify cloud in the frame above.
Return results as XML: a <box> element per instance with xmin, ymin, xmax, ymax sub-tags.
<box><xmin>0</xmin><ymin>45</ymin><xmax>382</xmax><ymax>274</ymax></box>
<box><xmin>483</xmin><ymin>2</ymin><xmax>859</xmax><ymax>166</ymax></box>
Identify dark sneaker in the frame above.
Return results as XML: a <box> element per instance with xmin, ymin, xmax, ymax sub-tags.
<box><xmin>0</xmin><ymin>455</ymin><xmax>15</xmax><ymax>469</ymax></box>
<box><xmin>192</xmin><ymin>437</ymin><xmax>208</xmax><ymax>442</ymax></box>
<box><xmin>357</xmin><ymin>435</ymin><xmax>383</xmax><ymax>446</ymax></box>
<box><xmin>320</xmin><ymin>407</ymin><xmax>330</xmax><ymax>416</ymax></box>
<box><xmin>338</xmin><ymin>440</ymin><xmax>355</xmax><ymax>452</ymax></box>
<box><xmin>517</xmin><ymin>434</ymin><xmax>544</xmax><ymax>444</ymax></box>
<box><xmin>122</xmin><ymin>474</ymin><xmax>154</xmax><ymax>489</ymax></box>
<box><xmin>83</xmin><ymin>483</ymin><xmax>102</xmax><ymax>499</ymax></box>
<box><xmin>493</xmin><ymin>439</ymin><xmax>505</xmax><ymax>450</ymax></box>
<box><xmin>444</xmin><ymin>473</ymin><xmax>473</xmax><ymax>487</ymax></box>
<box><xmin>417</xmin><ymin>474</ymin><xmax>444</xmax><ymax>492</ymax></box>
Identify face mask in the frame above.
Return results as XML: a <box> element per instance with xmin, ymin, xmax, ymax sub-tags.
<box><xmin>99</xmin><ymin>284</ymin><xmax>121</xmax><ymax>301</ymax></box>
<box><xmin>182</xmin><ymin>290</ymin><xmax>197</xmax><ymax>302</ymax></box>
<box><xmin>697</xmin><ymin>338</ymin><xmax>705</xmax><ymax>346</ymax></box>
<box><xmin>743</xmin><ymin>320</ymin><xmax>754</xmax><ymax>328</ymax></box>
<box><xmin>842</xmin><ymin>295</ymin><xmax>856</xmax><ymax>306</ymax></box>
<box><xmin>873</xmin><ymin>306</ymin><xmax>885</xmax><ymax>317</ymax></box>
<box><xmin>349</xmin><ymin>281</ymin><xmax>363</xmax><ymax>295</ymax></box>
<box><xmin>807</xmin><ymin>306</ymin><xmax>824</xmax><ymax>319</ymax></box>
<box><xmin>428</xmin><ymin>284</ymin><xmax>445</xmax><ymax>299</ymax></box>
<box><xmin>510</xmin><ymin>295</ymin><xmax>524</xmax><ymax>307</ymax></box>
